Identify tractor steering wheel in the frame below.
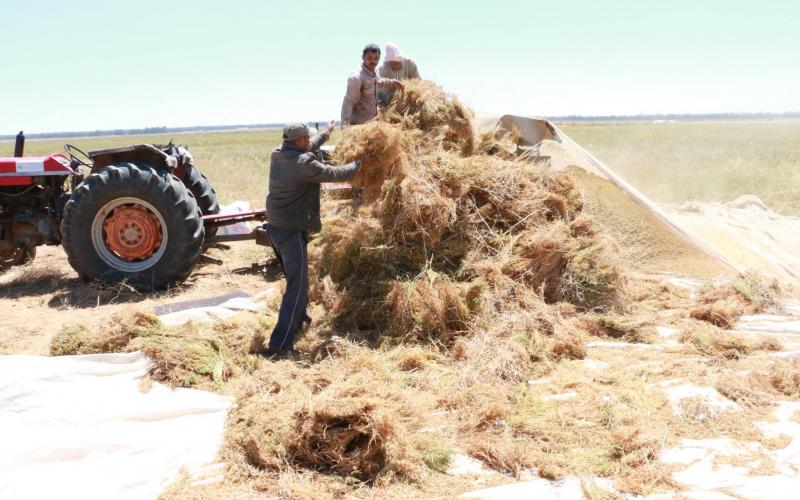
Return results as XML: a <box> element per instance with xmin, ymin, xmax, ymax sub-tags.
<box><xmin>64</xmin><ymin>144</ymin><xmax>92</xmax><ymax>167</ymax></box>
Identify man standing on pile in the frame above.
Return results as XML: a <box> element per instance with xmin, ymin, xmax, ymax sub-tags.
<box><xmin>378</xmin><ymin>42</ymin><xmax>421</xmax><ymax>106</ymax></box>
<box><xmin>341</xmin><ymin>43</ymin><xmax>404</xmax><ymax>126</ymax></box>
<box><xmin>263</xmin><ymin>122</ymin><xmax>362</xmax><ymax>358</ymax></box>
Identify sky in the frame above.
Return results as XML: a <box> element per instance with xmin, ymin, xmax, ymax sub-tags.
<box><xmin>1</xmin><ymin>0</ymin><xmax>798</xmax><ymax>134</ymax></box>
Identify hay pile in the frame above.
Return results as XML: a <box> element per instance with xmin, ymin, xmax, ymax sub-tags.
<box><xmin>50</xmin><ymin>309</ymin><xmax>269</xmax><ymax>387</ymax></box>
<box><xmin>320</xmin><ymin>80</ymin><xmax>627</xmax><ymax>347</ymax></box>
<box><xmin>228</xmin><ymin>345</ymin><xmax>433</xmax><ymax>485</ymax></box>
<box><xmin>690</xmin><ymin>274</ymin><xmax>779</xmax><ymax>328</ymax></box>
<box><xmin>286</xmin><ymin>397</ymin><xmax>393</xmax><ymax>480</ymax></box>
<box><xmin>383</xmin><ymin>80</ymin><xmax>476</xmax><ymax>156</ymax></box>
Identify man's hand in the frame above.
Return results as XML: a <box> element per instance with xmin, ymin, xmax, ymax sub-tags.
<box><xmin>326</xmin><ymin>119</ymin><xmax>336</xmax><ymax>135</ymax></box>
<box><xmin>394</xmin><ymin>80</ymin><xmax>405</xmax><ymax>90</ymax></box>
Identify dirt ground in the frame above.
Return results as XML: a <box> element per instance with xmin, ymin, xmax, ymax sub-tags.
<box><xmin>0</xmin><ymin>242</ymin><xmax>276</xmax><ymax>356</ymax></box>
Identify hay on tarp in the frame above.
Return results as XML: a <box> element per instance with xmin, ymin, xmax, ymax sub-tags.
<box><xmin>690</xmin><ymin>274</ymin><xmax>779</xmax><ymax>327</ymax></box>
<box><xmin>286</xmin><ymin>397</ymin><xmax>394</xmax><ymax>481</ymax></box>
<box><xmin>50</xmin><ymin>309</ymin><xmax>263</xmax><ymax>387</ymax></box>
<box><xmin>50</xmin><ymin>310</ymin><xmax>161</xmax><ymax>356</ymax></box>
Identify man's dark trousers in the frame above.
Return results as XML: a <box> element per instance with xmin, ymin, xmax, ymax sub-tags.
<box><xmin>266</xmin><ymin>224</ymin><xmax>308</xmax><ymax>351</ymax></box>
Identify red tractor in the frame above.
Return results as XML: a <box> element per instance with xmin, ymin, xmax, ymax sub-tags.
<box><xmin>0</xmin><ymin>132</ymin><xmax>264</xmax><ymax>289</ymax></box>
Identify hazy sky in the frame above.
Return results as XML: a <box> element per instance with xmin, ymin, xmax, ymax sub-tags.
<box><xmin>2</xmin><ymin>0</ymin><xmax>798</xmax><ymax>134</ymax></box>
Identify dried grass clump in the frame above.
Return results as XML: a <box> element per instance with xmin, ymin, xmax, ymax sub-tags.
<box><xmin>465</xmin><ymin>433</ymin><xmax>537</xmax><ymax>477</ymax></box>
<box><xmin>131</xmin><ymin>335</ymin><xmax>231</xmax><ymax>386</ymax></box>
<box><xmin>229</xmin><ymin>348</ymin><xmax>427</xmax><ymax>487</ymax></box>
<box><xmin>476</xmin><ymin>125</ymin><xmax>521</xmax><ymax>159</ymax></box>
<box><xmin>680</xmin><ymin>325</ymin><xmax>754</xmax><ymax>359</ymax></box>
<box><xmin>287</xmin><ymin>397</ymin><xmax>394</xmax><ymax>481</ymax></box>
<box><xmin>378</xmin><ymin>175</ymin><xmax>457</xmax><ymax>248</ymax></box>
<box><xmin>767</xmin><ymin>356</ymin><xmax>800</xmax><ymax>397</ymax></box>
<box><xmin>716</xmin><ymin>373</ymin><xmax>774</xmax><ymax>408</ymax></box>
<box><xmin>384</xmin><ymin>80</ymin><xmax>476</xmax><ymax>155</ymax></box>
<box><xmin>583</xmin><ymin>313</ymin><xmax>656</xmax><ymax>343</ymax></box>
<box><xmin>690</xmin><ymin>274</ymin><xmax>780</xmax><ymax>328</ymax></box>
<box><xmin>452</xmin><ymin>332</ymin><xmax>532</xmax><ymax>385</ymax></box>
<box><xmin>333</xmin><ymin>122</ymin><xmax>405</xmax><ymax>202</ymax></box>
<box><xmin>610</xmin><ymin>426</ymin><xmax>660</xmax><ymax>467</ymax></box>
<box><xmin>51</xmin><ymin>309</ymin><xmax>263</xmax><ymax>388</ymax></box>
<box><xmin>385</xmin><ymin>273</ymin><xmax>484</xmax><ymax>342</ymax></box>
<box><xmin>50</xmin><ymin>309</ymin><xmax>161</xmax><ymax>355</ymax></box>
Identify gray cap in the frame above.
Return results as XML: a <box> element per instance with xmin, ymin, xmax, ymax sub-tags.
<box><xmin>283</xmin><ymin>123</ymin><xmax>310</xmax><ymax>142</ymax></box>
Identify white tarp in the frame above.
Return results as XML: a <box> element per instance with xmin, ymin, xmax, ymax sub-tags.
<box><xmin>663</xmin><ymin>196</ymin><xmax>800</xmax><ymax>283</ymax></box>
<box><xmin>0</xmin><ymin>352</ymin><xmax>232</xmax><ymax>500</ymax></box>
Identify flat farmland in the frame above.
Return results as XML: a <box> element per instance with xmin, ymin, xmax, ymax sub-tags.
<box><xmin>560</xmin><ymin>120</ymin><xmax>800</xmax><ymax>215</ymax></box>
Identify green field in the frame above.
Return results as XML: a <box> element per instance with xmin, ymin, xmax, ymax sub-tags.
<box><xmin>559</xmin><ymin>120</ymin><xmax>800</xmax><ymax>216</ymax></box>
<box><xmin>6</xmin><ymin>120</ymin><xmax>799</xmax><ymax>215</ymax></box>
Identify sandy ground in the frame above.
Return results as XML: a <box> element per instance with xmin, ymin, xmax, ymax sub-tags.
<box><xmin>0</xmin><ymin>243</ymin><xmax>277</xmax><ymax>356</ymax></box>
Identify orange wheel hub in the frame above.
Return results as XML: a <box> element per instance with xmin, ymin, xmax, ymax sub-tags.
<box><xmin>102</xmin><ymin>204</ymin><xmax>162</xmax><ymax>261</ymax></box>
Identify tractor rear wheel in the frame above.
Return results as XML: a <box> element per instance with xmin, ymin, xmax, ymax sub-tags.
<box><xmin>61</xmin><ymin>163</ymin><xmax>204</xmax><ymax>289</ymax></box>
<box><xmin>183</xmin><ymin>163</ymin><xmax>219</xmax><ymax>237</ymax></box>
<box><xmin>183</xmin><ymin>164</ymin><xmax>219</xmax><ymax>216</ymax></box>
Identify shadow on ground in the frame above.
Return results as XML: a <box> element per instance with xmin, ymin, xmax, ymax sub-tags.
<box><xmin>1</xmin><ymin>266</ymin><xmax>165</xmax><ymax>309</ymax></box>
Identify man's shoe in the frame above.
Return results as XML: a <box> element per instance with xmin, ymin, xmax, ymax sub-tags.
<box><xmin>257</xmin><ymin>347</ymin><xmax>294</xmax><ymax>360</ymax></box>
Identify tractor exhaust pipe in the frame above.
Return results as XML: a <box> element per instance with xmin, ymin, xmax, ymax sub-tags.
<box><xmin>14</xmin><ymin>131</ymin><xmax>25</xmax><ymax>157</ymax></box>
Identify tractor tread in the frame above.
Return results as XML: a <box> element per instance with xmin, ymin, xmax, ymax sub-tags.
<box><xmin>61</xmin><ymin>162</ymin><xmax>204</xmax><ymax>290</ymax></box>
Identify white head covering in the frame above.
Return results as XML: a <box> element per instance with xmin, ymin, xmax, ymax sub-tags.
<box><xmin>384</xmin><ymin>42</ymin><xmax>406</xmax><ymax>63</ymax></box>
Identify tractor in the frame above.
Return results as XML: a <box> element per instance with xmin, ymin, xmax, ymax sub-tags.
<box><xmin>0</xmin><ymin>132</ymin><xmax>266</xmax><ymax>289</ymax></box>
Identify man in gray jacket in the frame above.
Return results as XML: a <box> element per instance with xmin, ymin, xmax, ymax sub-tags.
<box><xmin>341</xmin><ymin>43</ymin><xmax>404</xmax><ymax>126</ymax></box>
<box><xmin>264</xmin><ymin>122</ymin><xmax>361</xmax><ymax>357</ymax></box>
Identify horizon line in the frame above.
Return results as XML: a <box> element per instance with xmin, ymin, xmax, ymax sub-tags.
<box><xmin>3</xmin><ymin>110</ymin><xmax>800</xmax><ymax>141</ymax></box>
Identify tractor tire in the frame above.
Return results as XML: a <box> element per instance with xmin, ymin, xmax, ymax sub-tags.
<box><xmin>61</xmin><ymin>163</ymin><xmax>204</xmax><ymax>290</ymax></box>
<box><xmin>183</xmin><ymin>164</ymin><xmax>219</xmax><ymax>216</ymax></box>
<box><xmin>0</xmin><ymin>245</ymin><xmax>36</xmax><ymax>272</ymax></box>
<box><xmin>183</xmin><ymin>164</ymin><xmax>219</xmax><ymax>237</ymax></box>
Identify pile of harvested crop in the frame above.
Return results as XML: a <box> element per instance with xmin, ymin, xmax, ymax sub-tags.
<box><xmin>286</xmin><ymin>397</ymin><xmax>393</xmax><ymax>481</ymax></box>
<box><xmin>321</xmin><ymin>80</ymin><xmax>628</xmax><ymax>348</ymax></box>
<box><xmin>224</xmin><ymin>344</ymin><xmax>429</xmax><ymax>489</ymax></box>
<box><xmin>383</xmin><ymin>80</ymin><xmax>476</xmax><ymax>155</ymax></box>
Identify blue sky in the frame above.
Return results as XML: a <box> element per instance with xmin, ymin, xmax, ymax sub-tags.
<box><xmin>2</xmin><ymin>0</ymin><xmax>798</xmax><ymax>134</ymax></box>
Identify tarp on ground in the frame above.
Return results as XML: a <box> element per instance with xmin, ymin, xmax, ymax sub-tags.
<box><xmin>0</xmin><ymin>352</ymin><xmax>232</xmax><ymax>500</ymax></box>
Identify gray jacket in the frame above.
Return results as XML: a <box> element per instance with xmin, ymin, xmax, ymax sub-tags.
<box><xmin>266</xmin><ymin>132</ymin><xmax>360</xmax><ymax>232</ymax></box>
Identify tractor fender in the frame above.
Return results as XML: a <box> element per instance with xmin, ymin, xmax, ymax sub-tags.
<box><xmin>88</xmin><ymin>144</ymin><xmax>178</xmax><ymax>173</ymax></box>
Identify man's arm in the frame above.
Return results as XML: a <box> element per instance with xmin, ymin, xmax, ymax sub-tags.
<box><xmin>297</xmin><ymin>155</ymin><xmax>361</xmax><ymax>183</ymax></box>
<box><xmin>341</xmin><ymin>75</ymin><xmax>361</xmax><ymax>126</ymax></box>
<box><xmin>308</xmin><ymin>131</ymin><xmax>329</xmax><ymax>152</ymax></box>
<box><xmin>377</xmin><ymin>76</ymin><xmax>403</xmax><ymax>90</ymax></box>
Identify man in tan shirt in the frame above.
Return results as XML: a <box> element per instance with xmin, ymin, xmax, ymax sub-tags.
<box><xmin>340</xmin><ymin>44</ymin><xmax>403</xmax><ymax>126</ymax></box>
